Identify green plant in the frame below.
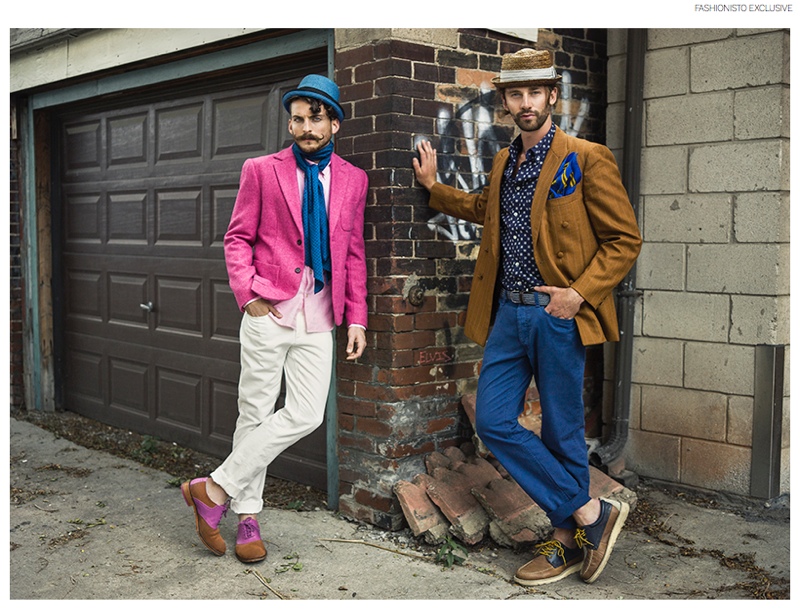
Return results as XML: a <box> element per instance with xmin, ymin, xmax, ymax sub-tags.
<box><xmin>434</xmin><ymin>536</ymin><xmax>468</xmax><ymax>568</ymax></box>
<box><xmin>139</xmin><ymin>435</ymin><xmax>158</xmax><ymax>453</ymax></box>
<box><xmin>275</xmin><ymin>552</ymin><xmax>303</xmax><ymax>573</ymax></box>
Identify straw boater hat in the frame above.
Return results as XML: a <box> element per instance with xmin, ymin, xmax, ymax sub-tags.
<box><xmin>491</xmin><ymin>48</ymin><xmax>562</xmax><ymax>88</ymax></box>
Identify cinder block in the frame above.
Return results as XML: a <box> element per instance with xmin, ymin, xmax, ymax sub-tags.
<box><xmin>726</xmin><ymin>395</ymin><xmax>753</xmax><ymax>447</ymax></box>
<box><xmin>641</xmin><ymin>385</ymin><xmax>727</xmax><ymax>442</ymax></box>
<box><xmin>648</xmin><ymin>29</ymin><xmax>732</xmax><ymax>49</ymax></box>
<box><xmin>643</xmin><ymin>193</ymin><xmax>732</xmax><ymax>244</ymax></box>
<box><xmin>642</xmin><ymin>46</ymin><xmax>689</xmax><ymax>99</ymax></box>
<box><xmin>642</xmin><ymin>291</ymin><xmax>729</xmax><ymax>342</ymax></box>
<box><xmin>684</xmin><ymin>342</ymin><xmax>754</xmax><ymax>395</ymax></box>
<box><xmin>647</xmin><ymin>92</ymin><xmax>733</xmax><ymax>145</ymax></box>
<box><xmin>607</xmin><ymin>54</ymin><xmax>626</xmax><ymax>104</ymax></box>
<box><xmin>641</xmin><ymin>146</ymin><xmax>687</xmax><ymax>195</ymax></box>
<box><xmin>681</xmin><ymin>438</ymin><xmax>751</xmax><ymax>494</ymax></box>
<box><xmin>687</xmin><ymin>243</ymin><xmax>789</xmax><ymax>295</ymax></box>
<box><xmin>636</xmin><ymin>243</ymin><xmax>685</xmax><ymax>290</ymax></box>
<box><xmin>624</xmin><ymin>429</ymin><xmax>681</xmax><ymax>482</ymax></box>
<box><xmin>631</xmin><ymin>337</ymin><xmax>684</xmax><ymax>387</ymax></box>
<box><xmin>780</xmin><ymin>447</ymin><xmax>790</xmax><ymax>495</ymax></box>
<box><xmin>691</xmin><ymin>31</ymin><xmax>788</xmax><ymax>92</ymax></box>
<box><xmin>735</xmin><ymin>86</ymin><xmax>790</xmax><ymax>140</ymax></box>
<box><xmin>734</xmin><ymin>191</ymin><xmax>790</xmax><ymax>243</ymax></box>
<box><xmin>606</xmin><ymin>102</ymin><xmax>625</xmax><ymax>150</ymax></box>
<box><xmin>689</xmin><ymin>140</ymin><xmax>788</xmax><ymax>193</ymax></box>
<box><xmin>730</xmin><ymin>295</ymin><xmax>789</xmax><ymax>345</ymax></box>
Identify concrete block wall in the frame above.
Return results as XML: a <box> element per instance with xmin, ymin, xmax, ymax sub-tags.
<box><xmin>332</xmin><ymin>28</ymin><xmax>612</xmax><ymax>527</ymax></box>
<box><xmin>607</xmin><ymin>29</ymin><xmax>790</xmax><ymax>496</ymax></box>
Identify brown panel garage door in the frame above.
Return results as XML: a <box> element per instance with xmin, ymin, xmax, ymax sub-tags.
<box><xmin>55</xmin><ymin>68</ymin><xmax>329</xmax><ymax>490</ymax></box>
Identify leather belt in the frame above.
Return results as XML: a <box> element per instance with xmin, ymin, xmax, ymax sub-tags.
<box><xmin>502</xmin><ymin>288</ymin><xmax>550</xmax><ymax>306</ymax></box>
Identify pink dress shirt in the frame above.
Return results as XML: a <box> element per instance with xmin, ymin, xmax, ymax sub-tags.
<box><xmin>245</xmin><ymin>161</ymin><xmax>334</xmax><ymax>333</ymax></box>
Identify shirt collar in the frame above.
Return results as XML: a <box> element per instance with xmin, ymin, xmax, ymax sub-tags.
<box><xmin>508</xmin><ymin>123</ymin><xmax>556</xmax><ymax>165</ymax></box>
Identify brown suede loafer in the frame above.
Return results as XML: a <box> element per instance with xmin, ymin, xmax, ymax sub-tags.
<box><xmin>514</xmin><ymin>539</ymin><xmax>583</xmax><ymax>586</ymax></box>
<box><xmin>575</xmin><ymin>497</ymin><xmax>630</xmax><ymax>583</ymax></box>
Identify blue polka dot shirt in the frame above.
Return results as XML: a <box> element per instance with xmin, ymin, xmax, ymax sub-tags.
<box><xmin>499</xmin><ymin>124</ymin><xmax>556</xmax><ymax>293</ymax></box>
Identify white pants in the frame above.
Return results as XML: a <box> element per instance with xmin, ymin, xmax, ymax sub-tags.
<box><xmin>211</xmin><ymin>310</ymin><xmax>333</xmax><ymax>515</ymax></box>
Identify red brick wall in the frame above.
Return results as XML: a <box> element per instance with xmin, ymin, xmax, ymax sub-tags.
<box><xmin>9</xmin><ymin>97</ymin><xmax>25</xmax><ymax>409</ymax></box>
<box><xmin>333</xmin><ymin>29</ymin><xmax>609</xmax><ymax>528</ymax></box>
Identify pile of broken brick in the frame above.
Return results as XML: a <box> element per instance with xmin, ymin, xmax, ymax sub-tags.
<box><xmin>393</xmin><ymin>394</ymin><xmax>638</xmax><ymax>549</ymax></box>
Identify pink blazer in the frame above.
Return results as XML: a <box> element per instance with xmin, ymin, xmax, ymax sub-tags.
<box><xmin>224</xmin><ymin>147</ymin><xmax>369</xmax><ymax>328</ymax></box>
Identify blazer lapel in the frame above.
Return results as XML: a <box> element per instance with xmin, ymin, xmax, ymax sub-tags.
<box><xmin>485</xmin><ymin>149</ymin><xmax>507</xmax><ymax>257</ymax></box>
<box><xmin>530</xmin><ymin>127</ymin><xmax>568</xmax><ymax>245</ymax></box>
<box><xmin>274</xmin><ymin>147</ymin><xmax>304</xmax><ymax>234</ymax></box>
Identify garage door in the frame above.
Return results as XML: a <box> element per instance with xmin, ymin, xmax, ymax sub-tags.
<box><xmin>55</xmin><ymin>68</ymin><xmax>330</xmax><ymax>490</ymax></box>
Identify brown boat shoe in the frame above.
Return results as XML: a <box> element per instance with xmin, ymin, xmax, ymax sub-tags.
<box><xmin>514</xmin><ymin>539</ymin><xmax>583</xmax><ymax>586</ymax></box>
<box><xmin>574</xmin><ymin>497</ymin><xmax>630</xmax><ymax>583</ymax></box>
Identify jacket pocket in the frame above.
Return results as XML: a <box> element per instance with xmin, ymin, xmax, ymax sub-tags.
<box><xmin>338</xmin><ymin>205</ymin><xmax>355</xmax><ymax>231</ymax></box>
<box><xmin>253</xmin><ymin>259</ymin><xmax>280</xmax><ymax>283</ymax></box>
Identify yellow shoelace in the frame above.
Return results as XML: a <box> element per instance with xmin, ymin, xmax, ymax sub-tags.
<box><xmin>574</xmin><ymin>528</ymin><xmax>594</xmax><ymax>549</ymax></box>
<box><xmin>535</xmin><ymin>539</ymin><xmax>567</xmax><ymax>561</ymax></box>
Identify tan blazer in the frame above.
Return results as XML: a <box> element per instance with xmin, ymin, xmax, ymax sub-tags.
<box><xmin>428</xmin><ymin>127</ymin><xmax>642</xmax><ymax>347</ymax></box>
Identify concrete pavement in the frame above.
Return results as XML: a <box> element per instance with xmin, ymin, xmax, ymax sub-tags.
<box><xmin>7</xmin><ymin>416</ymin><xmax>791</xmax><ymax>600</ymax></box>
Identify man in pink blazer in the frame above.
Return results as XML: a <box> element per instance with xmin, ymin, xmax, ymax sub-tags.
<box><xmin>414</xmin><ymin>49</ymin><xmax>641</xmax><ymax>586</ymax></box>
<box><xmin>181</xmin><ymin>74</ymin><xmax>368</xmax><ymax>563</ymax></box>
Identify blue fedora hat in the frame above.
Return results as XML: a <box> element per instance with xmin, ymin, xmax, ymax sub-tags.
<box><xmin>282</xmin><ymin>74</ymin><xmax>345</xmax><ymax>122</ymax></box>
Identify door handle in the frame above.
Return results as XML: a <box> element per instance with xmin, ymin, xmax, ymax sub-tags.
<box><xmin>140</xmin><ymin>301</ymin><xmax>155</xmax><ymax>313</ymax></box>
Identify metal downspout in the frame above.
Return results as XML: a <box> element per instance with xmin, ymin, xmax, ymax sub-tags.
<box><xmin>592</xmin><ymin>29</ymin><xmax>646</xmax><ymax>474</ymax></box>
<box><xmin>325</xmin><ymin>28</ymin><xmax>340</xmax><ymax>511</ymax></box>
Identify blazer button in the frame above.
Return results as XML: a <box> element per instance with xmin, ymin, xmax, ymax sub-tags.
<box><xmin>557</xmin><ymin>251</ymin><xmax>565</xmax><ymax>259</ymax></box>
<box><xmin>297</xmin><ymin>239</ymin><xmax>302</xmax><ymax>246</ymax></box>
<box><xmin>295</xmin><ymin>268</ymin><xmax>301</xmax><ymax>273</ymax></box>
<box><xmin>561</xmin><ymin>221</ymin><xmax>569</xmax><ymax>228</ymax></box>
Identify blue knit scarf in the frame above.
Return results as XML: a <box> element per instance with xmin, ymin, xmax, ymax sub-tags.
<box><xmin>292</xmin><ymin>141</ymin><xmax>333</xmax><ymax>293</ymax></box>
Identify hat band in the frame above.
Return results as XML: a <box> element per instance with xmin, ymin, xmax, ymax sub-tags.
<box><xmin>292</xmin><ymin>85</ymin><xmax>340</xmax><ymax>107</ymax></box>
<box><xmin>496</xmin><ymin>66</ymin><xmax>559</xmax><ymax>82</ymax></box>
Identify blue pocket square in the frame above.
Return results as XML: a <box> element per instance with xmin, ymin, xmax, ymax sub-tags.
<box><xmin>549</xmin><ymin>152</ymin><xmax>582</xmax><ymax>198</ymax></box>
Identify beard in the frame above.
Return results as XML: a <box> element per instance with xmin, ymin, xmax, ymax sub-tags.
<box><xmin>513</xmin><ymin>103</ymin><xmax>553</xmax><ymax>132</ymax></box>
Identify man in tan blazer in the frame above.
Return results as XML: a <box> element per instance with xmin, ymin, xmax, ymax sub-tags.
<box><xmin>413</xmin><ymin>49</ymin><xmax>641</xmax><ymax>586</ymax></box>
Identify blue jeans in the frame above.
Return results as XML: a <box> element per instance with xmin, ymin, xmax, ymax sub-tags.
<box><xmin>475</xmin><ymin>296</ymin><xmax>590</xmax><ymax>530</ymax></box>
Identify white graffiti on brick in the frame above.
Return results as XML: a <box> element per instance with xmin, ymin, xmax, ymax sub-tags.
<box><xmin>424</xmin><ymin>72</ymin><xmax>587</xmax><ymax>243</ymax></box>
